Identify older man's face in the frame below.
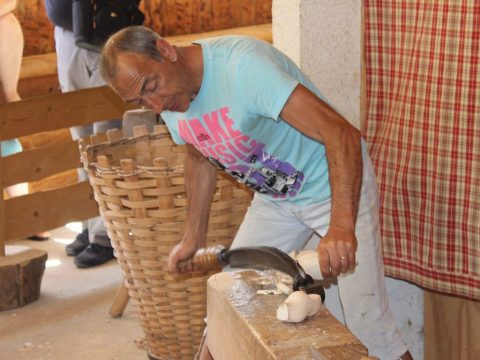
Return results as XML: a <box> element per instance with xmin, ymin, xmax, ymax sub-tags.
<box><xmin>111</xmin><ymin>51</ymin><xmax>194</xmax><ymax>114</ymax></box>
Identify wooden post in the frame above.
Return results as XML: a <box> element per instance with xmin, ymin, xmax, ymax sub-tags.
<box><xmin>0</xmin><ymin>134</ymin><xmax>48</xmax><ymax>311</ymax></box>
<box><xmin>109</xmin><ymin>283</ymin><xmax>130</xmax><ymax>318</ymax></box>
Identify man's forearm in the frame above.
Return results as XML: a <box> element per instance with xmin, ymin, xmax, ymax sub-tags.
<box><xmin>325</xmin><ymin>124</ymin><xmax>362</xmax><ymax>232</ymax></box>
<box><xmin>184</xmin><ymin>144</ymin><xmax>217</xmax><ymax>246</ymax></box>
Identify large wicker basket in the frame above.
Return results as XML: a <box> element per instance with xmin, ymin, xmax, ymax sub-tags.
<box><xmin>80</xmin><ymin>125</ymin><xmax>252</xmax><ymax>359</ymax></box>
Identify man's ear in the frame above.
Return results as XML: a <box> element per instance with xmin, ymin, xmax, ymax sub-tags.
<box><xmin>155</xmin><ymin>38</ymin><xmax>177</xmax><ymax>62</ymax></box>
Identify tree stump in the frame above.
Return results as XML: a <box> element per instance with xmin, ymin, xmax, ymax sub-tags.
<box><xmin>0</xmin><ymin>245</ymin><xmax>48</xmax><ymax>311</ymax></box>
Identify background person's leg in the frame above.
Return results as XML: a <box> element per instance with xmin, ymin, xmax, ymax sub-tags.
<box><xmin>55</xmin><ymin>26</ymin><xmax>94</xmax><ymax>256</ymax></box>
<box><xmin>0</xmin><ymin>11</ymin><xmax>22</xmax><ymax>102</ymax></box>
<box><xmin>54</xmin><ymin>26</ymin><xmax>119</xmax><ymax>266</ymax></box>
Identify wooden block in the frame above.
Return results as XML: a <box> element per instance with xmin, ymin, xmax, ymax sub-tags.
<box><xmin>207</xmin><ymin>271</ymin><xmax>368</xmax><ymax>360</ymax></box>
<box><xmin>122</xmin><ymin>109</ymin><xmax>160</xmax><ymax>137</ymax></box>
<box><xmin>0</xmin><ymin>245</ymin><xmax>48</xmax><ymax>311</ymax></box>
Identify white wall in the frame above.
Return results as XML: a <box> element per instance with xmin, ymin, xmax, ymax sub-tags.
<box><xmin>272</xmin><ymin>1</ymin><xmax>424</xmax><ymax>359</ymax></box>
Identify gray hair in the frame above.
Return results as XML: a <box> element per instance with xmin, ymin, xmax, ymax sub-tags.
<box><xmin>100</xmin><ymin>26</ymin><xmax>165</xmax><ymax>84</ymax></box>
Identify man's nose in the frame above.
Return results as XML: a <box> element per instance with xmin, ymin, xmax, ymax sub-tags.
<box><xmin>142</xmin><ymin>97</ymin><xmax>164</xmax><ymax>113</ymax></box>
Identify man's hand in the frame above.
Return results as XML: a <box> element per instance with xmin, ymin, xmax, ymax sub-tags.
<box><xmin>167</xmin><ymin>237</ymin><xmax>202</xmax><ymax>274</ymax></box>
<box><xmin>316</xmin><ymin>226</ymin><xmax>357</xmax><ymax>278</ymax></box>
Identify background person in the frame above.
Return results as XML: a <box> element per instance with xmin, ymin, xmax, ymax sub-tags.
<box><xmin>45</xmin><ymin>0</ymin><xmax>121</xmax><ymax>267</ymax></box>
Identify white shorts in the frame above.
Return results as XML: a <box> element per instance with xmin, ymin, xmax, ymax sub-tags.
<box><xmin>231</xmin><ymin>154</ymin><xmax>408</xmax><ymax>360</ymax></box>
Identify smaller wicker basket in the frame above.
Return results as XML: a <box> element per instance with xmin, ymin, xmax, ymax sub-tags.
<box><xmin>80</xmin><ymin>125</ymin><xmax>252</xmax><ymax>359</ymax></box>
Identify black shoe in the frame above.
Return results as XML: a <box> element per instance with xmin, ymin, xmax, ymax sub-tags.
<box><xmin>74</xmin><ymin>243</ymin><xmax>115</xmax><ymax>268</ymax></box>
<box><xmin>66</xmin><ymin>229</ymin><xmax>89</xmax><ymax>256</ymax></box>
<box><xmin>27</xmin><ymin>234</ymin><xmax>50</xmax><ymax>241</ymax></box>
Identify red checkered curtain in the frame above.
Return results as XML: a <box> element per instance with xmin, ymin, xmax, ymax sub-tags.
<box><xmin>363</xmin><ymin>0</ymin><xmax>480</xmax><ymax>299</ymax></box>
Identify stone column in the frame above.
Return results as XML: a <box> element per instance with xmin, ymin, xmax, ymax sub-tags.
<box><xmin>272</xmin><ymin>0</ymin><xmax>362</xmax><ymax>128</ymax></box>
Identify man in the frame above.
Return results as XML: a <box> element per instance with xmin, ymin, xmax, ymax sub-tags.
<box><xmin>100</xmin><ymin>26</ymin><xmax>413</xmax><ymax>360</ymax></box>
<box><xmin>45</xmin><ymin>0</ymin><xmax>120</xmax><ymax>267</ymax></box>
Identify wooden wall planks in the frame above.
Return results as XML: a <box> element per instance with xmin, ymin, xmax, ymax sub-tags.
<box><xmin>15</xmin><ymin>0</ymin><xmax>272</xmax><ymax>55</ymax></box>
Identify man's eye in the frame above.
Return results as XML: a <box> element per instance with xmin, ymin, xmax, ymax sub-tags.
<box><xmin>145</xmin><ymin>80</ymin><xmax>157</xmax><ymax>92</ymax></box>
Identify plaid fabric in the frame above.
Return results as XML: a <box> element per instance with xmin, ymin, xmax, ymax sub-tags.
<box><xmin>363</xmin><ymin>0</ymin><xmax>480</xmax><ymax>299</ymax></box>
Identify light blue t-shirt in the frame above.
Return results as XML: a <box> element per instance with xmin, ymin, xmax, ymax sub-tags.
<box><xmin>162</xmin><ymin>36</ymin><xmax>332</xmax><ymax>205</ymax></box>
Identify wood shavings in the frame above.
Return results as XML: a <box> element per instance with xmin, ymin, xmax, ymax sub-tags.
<box><xmin>256</xmin><ymin>281</ymin><xmax>292</xmax><ymax>296</ymax></box>
<box><xmin>18</xmin><ymin>342</ymin><xmax>53</xmax><ymax>353</ymax></box>
<box><xmin>134</xmin><ymin>336</ymin><xmax>149</xmax><ymax>351</ymax></box>
<box><xmin>257</xmin><ymin>289</ymin><xmax>283</xmax><ymax>295</ymax></box>
<box><xmin>276</xmin><ymin>282</ymin><xmax>293</xmax><ymax>294</ymax></box>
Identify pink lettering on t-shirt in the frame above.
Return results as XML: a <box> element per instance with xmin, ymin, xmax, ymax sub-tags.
<box><xmin>178</xmin><ymin>106</ymin><xmax>254</xmax><ymax>166</ymax></box>
<box><xmin>234</xmin><ymin>135</ymin><xmax>257</xmax><ymax>153</ymax></box>
<box><xmin>220</xmin><ymin>107</ymin><xmax>241</xmax><ymax>138</ymax></box>
<box><xmin>178</xmin><ymin>119</ymin><xmax>198</xmax><ymax>145</ymax></box>
<box><xmin>213</xmin><ymin>143</ymin><xmax>236</xmax><ymax>165</ymax></box>
<box><xmin>202</xmin><ymin>110</ymin><xmax>230</xmax><ymax>142</ymax></box>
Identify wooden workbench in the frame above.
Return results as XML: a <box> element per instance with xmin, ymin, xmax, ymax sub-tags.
<box><xmin>207</xmin><ymin>271</ymin><xmax>369</xmax><ymax>360</ymax></box>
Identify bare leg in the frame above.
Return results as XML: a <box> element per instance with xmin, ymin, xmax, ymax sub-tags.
<box><xmin>0</xmin><ymin>5</ymin><xmax>48</xmax><ymax>239</ymax></box>
<box><xmin>0</xmin><ymin>8</ymin><xmax>23</xmax><ymax>102</ymax></box>
<box><xmin>0</xmin><ymin>0</ymin><xmax>17</xmax><ymax>18</ymax></box>
<box><xmin>1</xmin><ymin>4</ymin><xmax>25</xmax><ymax>202</ymax></box>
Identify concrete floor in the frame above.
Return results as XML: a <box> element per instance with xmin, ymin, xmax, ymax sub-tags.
<box><xmin>0</xmin><ymin>223</ymin><xmax>147</xmax><ymax>360</ymax></box>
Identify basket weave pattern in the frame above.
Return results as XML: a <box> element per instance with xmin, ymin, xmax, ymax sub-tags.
<box><xmin>80</xmin><ymin>125</ymin><xmax>252</xmax><ymax>359</ymax></box>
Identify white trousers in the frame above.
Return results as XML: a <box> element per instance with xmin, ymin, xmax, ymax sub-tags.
<box><xmin>54</xmin><ymin>26</ymin><xmax>121</xmax><ymax>246</ymax></box>
<box><xmin>230</xmin><ymin>154</ymin><xmax>408</xmax><ymax>360</ymax></box>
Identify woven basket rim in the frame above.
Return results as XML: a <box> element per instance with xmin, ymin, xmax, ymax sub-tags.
<box><xmin>85</xmin><ymin>131</ymin><xmax>169</xmax><ymax>154</ymax></box>
<box><xmin>81</xmin><ymin>131</ymin><xmax>185</xmax><ymax>177</ymax></box>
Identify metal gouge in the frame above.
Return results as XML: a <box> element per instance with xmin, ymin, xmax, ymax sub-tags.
<box><xmin>178</xmin><ymin>245</ymin><xmax>325</xmax><ymax>301</ymax></box>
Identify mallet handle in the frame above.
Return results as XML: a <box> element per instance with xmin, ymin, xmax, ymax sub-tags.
<box><xmin>177</xmin><ymin>245</ymin><xmax>226</xmax><ymax>272</ymax></box>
